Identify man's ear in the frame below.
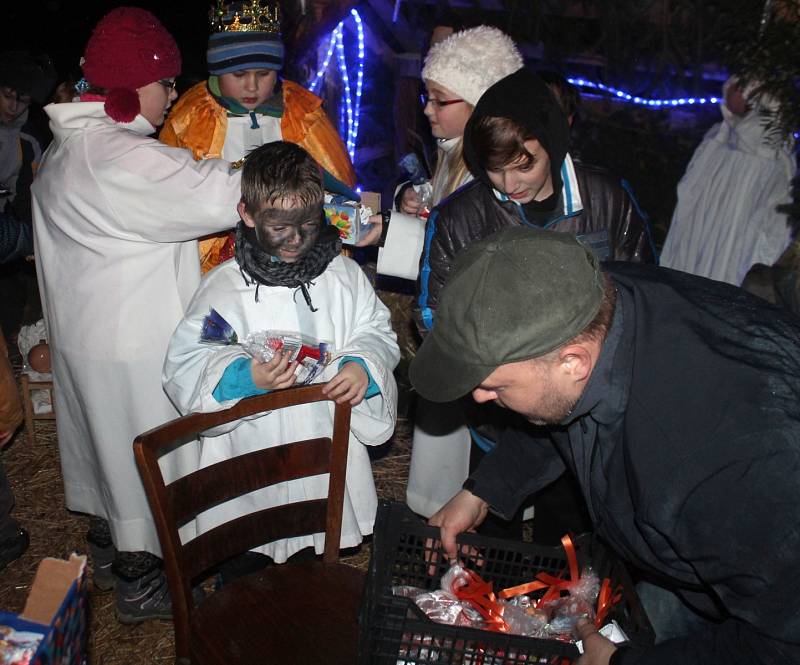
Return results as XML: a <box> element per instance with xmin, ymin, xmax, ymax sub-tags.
<box><xmin>558</xmin><ymin>344</ymin><xmax>594</xmax><ymax>384</ymax></box>
<box><xmin>237</xmin><ymin>200</ymin><xmax>256</xmax><ymax>228</ymax></box>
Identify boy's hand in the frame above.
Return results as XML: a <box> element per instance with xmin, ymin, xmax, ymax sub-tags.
<box><xmin>323</xmin><ymin>362</ymin><xmax>368</xmax><ymax>405</ymax></box>
<box><xmin>250</xmin><ymin>351</ymin><xmax>298</xmax><ymax>390</ymax></box>
<box><xmin>355</xmin><ymin>214</ymin><xmax>383</xmax><ymax>247</ymax></box>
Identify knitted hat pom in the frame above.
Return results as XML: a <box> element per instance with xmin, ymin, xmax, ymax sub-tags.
<box><xmin>104</xmin><ymin>87</ymin><xmax>141</xmax><ymax>122</ymax></box>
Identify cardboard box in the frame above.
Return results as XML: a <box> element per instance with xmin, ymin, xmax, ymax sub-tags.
<box><xmin>0</xmin><ymin>554</ymin><xmax>88</xmax><ymax>665</ymax></box>
<box><xmin>325</xmin><ymin>191</ymin><xmax>381</xmax><ymax>245</ymax></box>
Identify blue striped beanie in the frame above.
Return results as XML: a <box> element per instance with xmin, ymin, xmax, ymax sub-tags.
<box><xmin>207</xmin><ymin>31</ymin><xmax>284</xmax><ymax>75</ymax></box>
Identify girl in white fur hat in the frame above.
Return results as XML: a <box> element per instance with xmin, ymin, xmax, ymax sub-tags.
<box><xmin>374</xmin><ymin>26</ymin><xmax>523</xmax><ymax>280</ymax></box>
<box><xmin>375</xmin><ymin>27</ymin><xmax>524</xmax><ymax>520</ymax></box>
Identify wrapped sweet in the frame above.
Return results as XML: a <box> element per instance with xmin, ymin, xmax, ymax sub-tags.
<box><xmin>0</xmin><ymin>625</ymin><xmax>43</xmax><ymax>665</ymax></box>
<box><xmin>323</xmin><ymin>192</ymin><xmax>375</xmax><ymax>245</ymax></box>
<box><xmin>242</xmin><ymin>331</ymin><xmax>332</xmax><ymax>384</ymax></box>
<box><xmin>199</xmin><ymin>308</ymin><xmax>333</xmax><ymax>385</ymax></box>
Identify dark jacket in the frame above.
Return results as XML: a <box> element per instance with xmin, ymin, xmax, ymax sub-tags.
<box><xmin>415</xmin><ymin>163</ymin><xmax>655</xmax><ymax>331</ymax></box>
<box><xmin>471</xmin><ymin>262</ymin><xmax>800</xmax><ymax>664</ymax></box>
<box><xmin>415</xmin><ymin>67</ymin><xmax>654</xmax><ymax>333</ymax></box>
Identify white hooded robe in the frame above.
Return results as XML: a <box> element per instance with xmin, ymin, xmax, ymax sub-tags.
<box><xmin>32</xmin><ymin>102</ymin><xmax>242</xmax><ymax>553</ymax></box>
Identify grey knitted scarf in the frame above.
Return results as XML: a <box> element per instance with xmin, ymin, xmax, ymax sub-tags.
<box><xmin>234</xmin><ymin>221</ymin><xmax>341</xmax><ymax>312</ymax></box>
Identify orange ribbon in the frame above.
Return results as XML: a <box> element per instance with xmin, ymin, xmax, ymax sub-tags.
<box><xmin>497</xmin><ymin>533</ymin><xmax>624</xmax><ymax>630</ymax></box>
<box><xmin>450</xmin><ymin>568</ymin><xmax>510</xmax><ymax>633</ymax></box>
<box><xmin>499</xmin><ymin>534</ymin><xmax>580</xmax><ymax>605</ymax></box>
<box><xmin>595</xmin><ymin>577</ymin><xmax>623</xmax><ymax>627</ymax></box>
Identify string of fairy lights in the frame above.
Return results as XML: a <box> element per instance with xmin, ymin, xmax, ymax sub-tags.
<box><xmin>308</xmin><ymin>9</ymin><xmax>365</xmax><ymax>161</ymax></box>
<box><xmin>567</xmin><ymin>78</ymin><xmax>721</xmax><ymax>107</ymax></box>
<box><xmin>307</xmin><ymin>14</ymin><xmax>727</xmax><ymax>162</ymax></box>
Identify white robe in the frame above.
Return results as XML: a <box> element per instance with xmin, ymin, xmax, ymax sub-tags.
<box><xmin>660</xmin><ymin>101</ymin><xmax>796</xmax><ymax>285</ymax></box>
<box><xmin>163</xmin><ymin>255</ymin><xmax>399</xmax><ymax>563</ymax></box>
<box><xmin>31</xmin><ymin>102</ymin><xmax>243</xmax><ymax>554</ymax></box>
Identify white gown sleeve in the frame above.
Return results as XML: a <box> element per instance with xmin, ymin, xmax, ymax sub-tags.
<box><xmin>325</xmin><ymin>260</ymin><xmax>400</xmax><ymax>445</ymax></box>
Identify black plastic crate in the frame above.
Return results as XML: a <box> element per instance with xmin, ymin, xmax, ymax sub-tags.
<box><xmin>359</xmin><ymin>500</ymin><xmax>654</xmax><ymax>664</ymax></box>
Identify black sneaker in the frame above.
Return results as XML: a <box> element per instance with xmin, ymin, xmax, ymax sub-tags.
<box><xmin>115</xmin><ymin>567</ymin><xmax>172</xmax><ymax>624</ymax></box>
<box><xmin>0</xmin><ymin>527</ymin><xmax>29</xmax><ymax>571</ymax></box>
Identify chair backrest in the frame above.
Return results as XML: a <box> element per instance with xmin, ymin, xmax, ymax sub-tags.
<box><xmin>133</xmin><ymin>384</ymin><xmax>352</xmax><ymax>657</ymax></box>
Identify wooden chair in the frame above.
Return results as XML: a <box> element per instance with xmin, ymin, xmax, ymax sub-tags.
<box><xmin>20</xmin><ymin>373</ymin><xmax>55</xmax><ymax>446</ymax></box>
<box><xmin>133</xmin><ymin>384</ymin><xmax>364</xmax><ymax>665</ymax></box>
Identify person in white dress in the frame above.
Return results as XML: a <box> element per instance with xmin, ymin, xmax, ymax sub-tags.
<box><xmin>31</xmin><ymin>7</ymin><xmax>244</xmax><ymax>622</ymax></box>
<box><xmin>660</xmin><ymin>77</ymin><xmax>796</xmax><ymax>285</ymax></box>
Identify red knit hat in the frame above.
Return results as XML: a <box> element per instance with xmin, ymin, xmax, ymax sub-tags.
<box><xmin>82</xmin><ymin>7</ymin><xmax>181</xmax><ymax>123</ymax></box>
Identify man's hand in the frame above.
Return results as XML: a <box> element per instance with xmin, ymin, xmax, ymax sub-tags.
<box><xmin>399</xmin><ymin>187</ymin><xmax>422</xmax><ymax>216</ymax></box>
<box><xmin>355</xmin><ymin>214</ymin><xmax>383</xmax><ymax>247</ymax></box>
<box><xmin>576</xmin><ymin>619</ymin><xmax>617</xmax><ymax>665</ymax></box>
<box><xmin>323</xmin><ymin>362</ymin><xmax>369</xmax><ymax>405</ymax></box>
<box><xmin>428</xmin><ymin>489</ymin><xmax>490</xmax><ymax>561</ymax></box>
<box><xmin>251</xmin><ymin>351</ymin><xmax>297</xmax><ymax>390</ymax></box>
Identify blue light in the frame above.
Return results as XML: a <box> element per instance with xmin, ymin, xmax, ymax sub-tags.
<box><xmin>566</xmin><ymin>77</ymin><xmax>722</xmax><ymax>109</ymax></box>
<box><xmin>308</xmin><ymin>10</ymin><xmax>366</xmax><ymax>162</ymax></box>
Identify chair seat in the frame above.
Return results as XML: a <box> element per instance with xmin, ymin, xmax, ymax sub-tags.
<box><xmin>189</xmin><ymin>561</ymin><xmax>365</xmax><ymax>665</ymax></box>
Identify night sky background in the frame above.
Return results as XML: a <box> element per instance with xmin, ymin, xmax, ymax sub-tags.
<box><xmin>6</xmin><ymin>1</ymin><xmax>213</xmax><ymax>84</ymax></box>
<box><xmin>5</xmin><ymin>1</ymin><xmax>789</xmax><ymax>241</ymax></box>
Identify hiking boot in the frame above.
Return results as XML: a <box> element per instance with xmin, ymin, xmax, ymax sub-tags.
<box><xmin>89</xmin><ymin>541</ymin><xmax>116</xmax><ymax>591</ymax></box>
<box><xmin>115</xmin><ymin>567</ymin><xmax>172</xmax><ymax>624</ymax></box>
<box><xmin>0</xmin><ymin>527</ymin><xmax>29</xmax><ymax>571</ymax></box>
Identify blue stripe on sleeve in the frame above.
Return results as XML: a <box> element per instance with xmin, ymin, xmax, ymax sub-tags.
<box><xmin>212</xmin><ymin>356</ymin><xmax>269</xmax><ymax>402</ymax></box>
<box><xmin>418</xmin><ymin>209</ymin><xmax>439</xmax><ymax>331</ymax></box>
<box><xmin>562</xmin><ymin>161</ymin><xmax>573</xmax><ymax>215</ymax></box>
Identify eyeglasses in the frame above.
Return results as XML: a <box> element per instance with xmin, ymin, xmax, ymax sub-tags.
<box><xmin>420</xmin><ymin>94</ymin><xmax>465</xmax><ymax>109</ymax></box>
<box><xmin>158</xmin><ymin>79</ymin><xmax>177</xmax><ymax>92</ymax></box>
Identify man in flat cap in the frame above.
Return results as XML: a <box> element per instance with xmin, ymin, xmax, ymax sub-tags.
<box><xmin>410</xmin><ymin>226</ymin><xmax>800</xmax><ymax>665</ymax></box>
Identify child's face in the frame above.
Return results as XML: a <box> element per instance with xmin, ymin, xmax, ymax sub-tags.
<box><xmin>137</xmin><ymin>79</ymin><xmax>178</xmax><ymax>127</ymax></box>
<box><xmin>219</xmin><ymin>69</ymin><xmax>278</xmax><ymax>110</ymax></box>
<box><xmin>0</xmin><ymin>87</ymin><xmax>30</xmax><ymax>126</ymax></box>
<box><xmin>485</xmin><ymin>139</ymin><xmax>553</xmax><ymax>204</ymax></box>
<box><xmin>422</xmin><ymin>80</ymin><xmax>472</xmax><ymax>140</ymax></box>
<box><xmin>238</xmin><ymin>197</ymin><xmax>320</xmax><ymax>263</ymax></box>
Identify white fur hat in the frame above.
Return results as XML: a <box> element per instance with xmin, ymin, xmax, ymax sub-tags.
<box><xmin>421</xmin><ymin>26</ymin><xmax>523</xmax><ymax>106</ymax></box>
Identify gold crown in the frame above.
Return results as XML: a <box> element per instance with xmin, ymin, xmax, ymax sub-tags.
<box><xmin>210</xmin><ymin>1</ymin><xmax>281</xmax><ymax>34</ymax></box>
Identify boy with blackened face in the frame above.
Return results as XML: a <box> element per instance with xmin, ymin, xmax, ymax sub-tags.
<box><xmin>236</xmin><ymin>143</ymin><xmax>324</xmax><ymax>264</ymax></box>
<box><xmin>165</xmin><ymin>141</ymin><xmax>399</xmax><ymax>563</ymax></box>
<box><xmin>232</xmin><ymin>141</ymin><xmax>372</xmax><ymax>402</ymax></box>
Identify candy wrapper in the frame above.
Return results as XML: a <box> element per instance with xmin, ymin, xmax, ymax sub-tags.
<box><xmin>0</xmin><ymin>625</ymin><xmax>43</xmax><ymax>665</ymax></box>
<box><xmin>200</xmin><ymin>309</ymin><xmax>333</xmax><ymax>385</ymax></box>
<box><xmin>538</xmin><ymin>566</ymin><xmax>600</xmax><ymax>636</ymax></box>
<box><xmin>393</xmin><ymin>535</ymin><xmax>621</xmax><ymax>646</ymax></box>
<box><xmin>242</xmin><ymin>330</ymin><xmax>332</xmax><ymax>384</ymax></box>
<box><xmin>393</xmin><ymin>564</ymin><xmax>547</xmax><ymax>638</ymax></box>
<box><xmin>323</xmin><ymin>193</ymin><xmax>376</xmax><ymax>245</ymax></box>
